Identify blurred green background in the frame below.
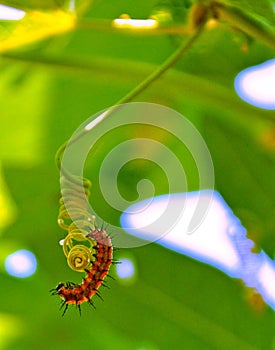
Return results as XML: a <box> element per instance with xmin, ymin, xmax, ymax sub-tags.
<box><xmin>1</xmin><ymin>0</ymin><xmax>275</xmax><ymax>349</ymax></box>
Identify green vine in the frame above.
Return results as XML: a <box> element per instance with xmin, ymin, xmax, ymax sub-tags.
<box><xmin>53</xmin><ymin>0</ymin><xmax>275</xmax><ymax>274</ymax></box>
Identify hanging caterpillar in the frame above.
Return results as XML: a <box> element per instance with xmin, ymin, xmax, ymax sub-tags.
<box><xmin>50</xmin><ymin>174</ymin><xmax>114</xmax><ymax>316</ymax></box>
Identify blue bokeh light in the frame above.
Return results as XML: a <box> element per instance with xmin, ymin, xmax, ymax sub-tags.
<box><xmin>5</xmin><ymin>249</ymin><xmax>37</xmax><ymax>278</ymax></box>
<box><xmin>121</xmin><ymin>190</ymin><xmax>275</xmax><ymax>311</ymax></box>
<box><xmin>234</xmin><ymin>59</ymin><xmax>275</xmax><ymax>110</ymax></box>
<box><xmin>116</xmin><ymin>258</ymin><xmax>135</xmax><ymax>279</ymax></box>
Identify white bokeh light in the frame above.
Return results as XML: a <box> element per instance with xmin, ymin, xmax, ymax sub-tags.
<box><xmin>121</xmin><ymin>190</ymin><xmax>275</xmax><ymax>311</ymax></box>
<box><xmin>113</xmin><ymin>18</ymin><xmax>158</xmax><ymax>29</ymax></box>
<box><xmin>121</xmin><ymin>191</ymin><xmax>241</xmax><ymax>276</ymax></box>
<box><xmin>0</xmin><ymin>5</ymin><xmax>25</xmax><ymax>20</ymax></box>
<box><xmin>5</xmin><ymin>249</ymin><xmax>37</xmax><ymax>278</ymax></box>
<box><xmin>234</xmin><ymin>59</ymin><xmax>275</xmax><ymax>109</ymax></box>
<box><xmin>116</xmin><ymin>258</ymin><xmax>135</xmax><ymax>279</ymax></box>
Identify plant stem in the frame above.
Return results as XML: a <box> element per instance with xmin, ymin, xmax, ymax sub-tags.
<box><xmin>117</xmin><ymin>24</ymin><xmax>205</xmax><ymax>104</ymax></box>
<box><xmin>76</xmin><ymin>18</ymin><xmax>191</xmax><ymax>35</ymax></box>
<box><xmin>56</xmin><ymin>16</ymin><xmax>207</xmax><ymax>171</ymax></box>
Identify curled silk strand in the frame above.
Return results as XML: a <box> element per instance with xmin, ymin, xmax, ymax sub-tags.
<box><xmin>58</xmin><ymin>175</ymin><xmax>97</xmax><ymax>272</ymax></box>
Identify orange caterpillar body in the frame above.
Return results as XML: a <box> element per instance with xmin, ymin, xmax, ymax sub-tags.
<box><xmin>51</xmin><ymin>229</ymin><xmax>113</xmax><ymax>315</ymax></box>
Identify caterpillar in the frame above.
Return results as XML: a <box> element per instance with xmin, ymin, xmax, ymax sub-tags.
<box><xmin>51</xmin><ymin>174</ymin><xmax>114</xmax><ymax>316</ymax></box>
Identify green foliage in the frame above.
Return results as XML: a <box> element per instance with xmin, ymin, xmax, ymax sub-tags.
<box><xmin>0</xmin><ymin>0</ymin><xmax>67</xmax><ymax>10</ymax></box>
<box><xmin>219</xmin><ymin>0</ymin><xmax>275</xmax><ymax>24</ymax></box>
<box><xmin>0</xmin><ymin>0</ymin><xmax>275</xmax><ymax>349</ymax></box>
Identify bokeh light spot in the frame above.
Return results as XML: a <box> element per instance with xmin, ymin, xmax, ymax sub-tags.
<box><xmin>234</xmin><ymin>59</ymin><xmax>275</xmax><ymax>110</ymax></box>
<box><xmin>116</xmin><ymin>258</ymin><xmax>135</xmax><ymax>279</ymax></box>
<box><xmin>0</xmin><ymin>5</ymin><xmax>25</xmax><ymax>20</ymax></box>
<box><xmin>121</xmin><ymin>190</ymin><xmax>275</xmax><ymax>311</ymax></box>
<box><xmin>5</xmin><ymin>249</ymin><xmax>37</xmax><ymax>278</ymax></box>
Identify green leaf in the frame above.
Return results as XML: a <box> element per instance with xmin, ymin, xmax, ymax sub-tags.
<box><xmin>0</xmin><ymin>0</ymin><xmax>67</xmax><ymax>10</ymax></box>
<box><xmin>219</xmin><ymin>0</ymin><xmax>275</xmax><ymax>24</ymax></box>
<box><xmin>217</xmin><ymin>0</ymin><xmax>275</xmax><ymax>24</ymax></box>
